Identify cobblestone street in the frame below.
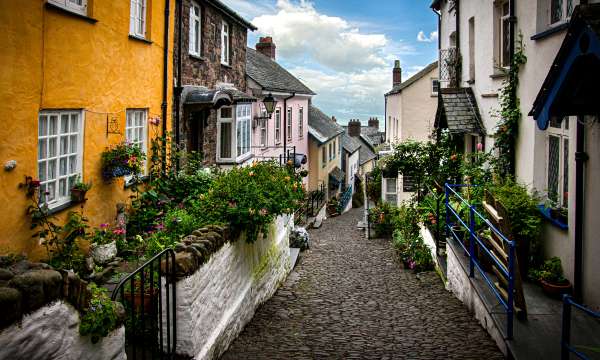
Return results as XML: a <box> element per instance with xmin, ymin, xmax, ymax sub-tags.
<box><xmin>221</xmin><ymin>208</ymin><xmax>503</xmax><ymax>359</ymax></box>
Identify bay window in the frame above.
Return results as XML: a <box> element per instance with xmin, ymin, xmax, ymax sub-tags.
<box><xmin>189</xmin><ymin>1</ymin><xmax>201</xmax><ymax>56</ymax></box>
<box><xmin>130</xmin><ymin>0</ymin><xmax>147</xmax><ymax>38</ymax></box>
<box><xmin>217</xmin><ymin>105</ymin><xmax>252</xmax><ymax>163</ymax></box>
<box><xmin>547</xmin><ymin>117</ymin><xmax>569</xmax><ymax>207</ymax></box>
<box><xmin>38</xmin><ymin>110</ymin><xmax>83</xmax><ymax>208</ymax></box>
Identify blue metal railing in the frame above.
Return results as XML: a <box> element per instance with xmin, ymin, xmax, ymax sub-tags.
<box><xmin>445</xmin><ymin>183</ymin><xmax>516</xmax><ymax>339</ymax></box>
<box><xmin>338</xmin><ymin>185</ymin><xmax>353</xmax><ymax>213</ymax></box>
<box><xmin>561</xmin><ymin>295</ymin><xmax>600</xmax><ymax>360</ymax></box>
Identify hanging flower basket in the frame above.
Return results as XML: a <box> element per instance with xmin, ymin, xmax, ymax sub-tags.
<box><xmin>101</xmin><ymin>142</ymin><xmax>145</xmax><ymax>181</ymax></box>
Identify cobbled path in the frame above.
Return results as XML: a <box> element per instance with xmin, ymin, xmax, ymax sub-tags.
<box><xmin>221</xmin><ymin>208</ymin><xmax>503</xmax><ymax>359</ymax></box>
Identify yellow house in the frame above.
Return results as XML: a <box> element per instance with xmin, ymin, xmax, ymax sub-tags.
<box><xmin>0</xmin><ymin>0</ymin><xmax>174</xmax><ymax>259</ymax></box>
<box><xmin>307</xmin><ymin>105</ymin><xmax>344</xmax><ymax>199</ymax></box>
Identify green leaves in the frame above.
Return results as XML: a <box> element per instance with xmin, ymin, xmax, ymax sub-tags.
<box><xmin>79</xmin><ymin>284</ymin><xmax>119</xmax><ymax>344</ymax></box>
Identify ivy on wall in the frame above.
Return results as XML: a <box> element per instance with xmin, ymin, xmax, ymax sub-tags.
<box><xmin>493</xmin><ymin>33</ymin><xmax>527</xmax><ymax>178</ymax></box>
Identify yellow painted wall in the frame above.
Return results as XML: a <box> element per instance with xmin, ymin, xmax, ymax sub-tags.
<box><xmin>0</xmin><ymin>0</ymin><xmax>174</xmax><ymax>259</ymax></box>
<box><xmin>307</xmin><ymin>135</ymin><xmax>341</xmax><ymax>197</ymax></box>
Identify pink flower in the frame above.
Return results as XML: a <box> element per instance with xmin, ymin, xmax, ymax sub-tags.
<box><xmin>100</xmin><ymin>223</ymin><xmax>109</xmax><ymax>228</ymax></box>
<box><xmin>476</xmin><ymin>143</ymin><xmax>483</xmax><ymax>151</ymax></box>
<box><xmin>408</xmin><ymin>260</ymin><xmax>416</xmax><ymax>270</ymax></box>
<box><xmin>155</xmin><ymin>223</ymin><xmax>164</xmax><ymax>231</ymax></box>
<box><xmin>112</xmin><ymin>228</ymin><xmax>125</xmax><ymax>235</ymax></box>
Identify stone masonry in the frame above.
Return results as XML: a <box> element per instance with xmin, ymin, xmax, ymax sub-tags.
<box><xmin>221</xmin><ymin>208</ymin><xmax>504</xmax><ymax>359</ymax></box>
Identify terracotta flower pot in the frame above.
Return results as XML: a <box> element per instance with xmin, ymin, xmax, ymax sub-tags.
<box><xmin>70</xmin><ymin>188</ymin><xmax>87</xmax><ymax>203</ymax></box>
<box><xmin>541</xmin><ymin>279</ymin><xmax>572</xmax><ymax>297</ymax></box>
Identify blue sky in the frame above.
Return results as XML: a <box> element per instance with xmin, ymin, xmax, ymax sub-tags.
<box><xmin>221</xmin><ymin>0</ymin><xmax>438</xmax><ymax>127</ymax></box>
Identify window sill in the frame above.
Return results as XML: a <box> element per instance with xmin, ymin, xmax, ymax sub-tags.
<box><xmin>531</xmin><ymin>23</ymin><xmax>569</xmax><ymax>41</ymax></box>
<box><xmin>47</xmin><ymin>200</ymin><xmax>81</xmax><ymax>216</ymax></box>
<box><xmin>490</xmin><ymin>72</ymin><xmax>507</xmax><ymax>80</ymax></box>
<box><xmin>129</xmin><ymin>35</ymin><xmax>153</xmax><ymax>45</ymax></box>
<box><xmin>45</xmin><ymin>2</ymin><xmax>98</xmax><ymax>24</ymax></box>
<box><xmin>538</xmin><ymin>204</ymin><xmax>568</xmax><ymax>230</ymax></box>
<box><xmin>189</xmin><ymin>53</ymin><xmax>206</xmax><ymax>61</ymax></box>
<box><xmin>221</xmin><ymin>63</ymin><xmax>232</xmax><ymax>69</ymax></box>
<box><xmin>217</xmin><ymin>154</ymin><xmax>254</xmax><ymax>165</ymax></box>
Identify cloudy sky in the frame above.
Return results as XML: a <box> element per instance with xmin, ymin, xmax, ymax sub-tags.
<box><xmin>221</xmin><ymin>0</ymin><xmax>438</xmax><ymax>127</ymax></box>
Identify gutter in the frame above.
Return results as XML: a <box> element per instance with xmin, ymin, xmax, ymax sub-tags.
<box><xmin>161</xmin><ymin>0</ymin><xmax>171</xmax><ymax>173</ymax></box>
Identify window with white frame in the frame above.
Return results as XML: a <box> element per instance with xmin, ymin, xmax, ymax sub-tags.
<box><xmin>383</xmin><ymin>178</ymin><xmax>398</xmax><ymax>205</ymax></box>
<box><xmin>189</xmin><ymin>1</ymin><xmax>201</xmax><ymax>56</ymax></box>
<box><xmin>125</xmin><ymin>109</ymin><xmax>147</xmax><ymax>181</ymax></box>
<box><xmin>259</xmin><ymin>118</ymin><xmax>268</xmax><ymax>147</ymax></box>
<box><xmin>49</xmin><ymin>0</ymin><xmax>87</xmax><ymax>15</ymax></box>
<box><xmin>275</xmin><ymin>108</ymin><xmax>281</xmax><ymax>144</ymax></box>
<box><xmin>550</xmin><ymin>0</ymin><xmax>574</xmax><ymax>25</ymax></box>
<box><xmin>217</xmin><ymin>107</ymin><xmax>233</xmax><ymax>161</ymax></box>
<box><xmin>547</xmin><ymin>117</ymin><xmax>569</xmax><ymax>207</ymax></box>
<box><xmin>236</xmin><ymin>104</ymin><xmax>251</xmax><ymax>159</ymax></box>
<box><xmin>38</xmin><ymin>110</ymin><xmax>83</xmax><ymax>208</ymax></box>
<box><xmin>130</xmin><ymin>0</ymin><xmax>147</xmax><ymax>38</ymax></box>
<box><xmin>298</xmin><ymin>107</ymin><xmax>304</xmax><ymax>138</ymax></box>
<box><xmin>221</xmin><ymin>22</ymin><xmax>230</xmax><ymax>65</ymax></box>
<box><xmin>431</xmin><ymin>79</ymin><xmax>440</xmax><ymax>96</ymax></box>
<box><xmin>496</xmin><ymin>0</ymin><xmax>510</xmax><ymax>68</ymax></box>
<box><xmin>287</xmin><ymin>107</ymin><xmax>292</xmax><ymax>141</ymax></box>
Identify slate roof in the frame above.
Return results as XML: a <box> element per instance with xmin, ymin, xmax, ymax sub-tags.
<box><xmin>308</xmin><ymin>105</ymin><xmax>344</xmax><ymax>144</ymax></box>
<box><xmin>246</xmin><ymin>48</ymin><xmax>315</xmax><ymax>95</ymax></box>
<box><xmin>341</xmin><ymin>126</ymin><xmax>384</xmax><ymax>147</ymax></box>
<box><xmin>358</xmin><ymin>137</ymin><xmax>377</xmax><ymax>165</ymax></box>
<box><xmin>205</xmin><ymin>0</ymin><xmax>256</xmax><ymax>30</ymax></box>
<box><xmin>385</xmin><ymin>61</ymin><xmax>438</xmax><ymax>96</ymax></box>
<box><xmin>434</xmin><ymin>87</ymin><xmax>486</xmax><ymax>134</ymax></box>
<box><xmin>341</xmin><ymin>132</ymin><xmax>361</xmax><ymax>154</ymax></box>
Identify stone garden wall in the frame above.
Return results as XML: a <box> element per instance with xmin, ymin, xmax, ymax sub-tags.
<box><xmin>167</xmin><ymin>214</ymin><xmax>293</xmax><ymax>359</ymax></box>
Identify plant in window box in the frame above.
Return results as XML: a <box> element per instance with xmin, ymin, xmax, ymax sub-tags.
<box><xmin>101</xmin><ymin>142</ymin><xmax>145</xmax><ymax>180</ymax></box>
<box><xmin>71</xmin><ymin>176</ymin><xmax>92</xmax><ymax>203</ymax></box>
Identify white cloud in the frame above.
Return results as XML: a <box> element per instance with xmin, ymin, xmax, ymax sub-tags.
<box><xmin>251</xmin><ymin>0</ymin><xmax>411</xmax><ymax>72</ymax></box>
<box><xmin>417</xmin><ymin>30</ymin><xmax>438</xmax><ymax>43</ymax></box>
<box><xmin>220</xmin><ymin>0</ymin><xmax>276</xmax><ymax>20</ymax></box>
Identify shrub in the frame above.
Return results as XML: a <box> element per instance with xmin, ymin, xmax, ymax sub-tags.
<box><xmin>79</xmin><ymin>284</ymin><xmax>120</xmax><ymax>344</ymax></box>
<box><xmin>529</xmin><ymin>257</ymin><xmax>567</xmax><ymax>285</ymax></box>
<box><xmin>368</xmin><ymin>202</ymin><xmax>401</xmax><ymax>238</ymax></box>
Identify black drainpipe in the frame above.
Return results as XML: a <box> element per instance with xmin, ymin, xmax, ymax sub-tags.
<box><xmin>161</xmin><ymin>0</ymin><xmax>171</xmax><ymax>174</ymax></box>
<box><xmin>455</xmin><ymin>0</ymin><xmax>460</xmax><ymax>87</ymax></box>
<box><xmin>283</xmin><ymin>93</ymin><xmax>296</xmax><ymax>161</ymax></box>
<box><xmin>174</xmin><ymin>0</ymin><xmax>183</xmax><ymax>171</ymax></box>
<box><xmin>574</xmin><ymin>117</ymin><xmax>587</xmax><ymax>301</ymax></box>
<box><xmin>432</xmin><ymin>4</ymin><xmax>441</xmax><ymax>141</ymax></box>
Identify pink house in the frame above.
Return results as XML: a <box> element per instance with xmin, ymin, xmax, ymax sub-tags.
<box><xmin>246</xmin><ymin>38</ymin><xmax>315</xmax><ymax>183</ymax></box>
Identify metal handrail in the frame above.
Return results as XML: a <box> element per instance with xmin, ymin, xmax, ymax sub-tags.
<box><xmin>561</xmin><ymin>295</ymin><xmax>600</xmax><ymax>360</ymax></box>
<box><xmin>445</xmin><ymin>183</ymin><xmax>515</xmax><ymax>339</ymax></box>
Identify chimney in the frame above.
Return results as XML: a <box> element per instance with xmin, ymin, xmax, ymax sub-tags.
<box><xmin>332</xmin><ymin>116</ymin><xmax>337</xmax><ymax>123</ymax></box>
<box><xmin>256</xmin><ymin>36</ymin><xmax>276</xmax><ymax>60</ymax></box>
<box><xmin>368</xmin><ymin>117</ymin><xmax>379</xmax><ymax>129</ymax></box>
<box><xmin>348</xmin><ymin>119</ymin><xmax>361</xmax><ymax>137</ymax></box>
<box><xmin>393</xmin><ymin>60</ymin><xmax>402</xmax><ymax>87</ymax></box>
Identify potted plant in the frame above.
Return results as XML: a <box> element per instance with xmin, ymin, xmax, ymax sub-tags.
<box><xmin>89</xmin><ymin>223</ymin><xmax>121</xmax><ymax>265</ymax></box>
<box><xmin>101</xmin><ymin>142</ymin><xmax>145</xmax><ymax>180</ymax></box>
<box><xmin>531</xmin><ymin>257</ymin><xmax>572</xmax><ymax>297</ymax></box>
<box><xmin>71</xmin><ymin>176</ymin><xmax>92</xmax><ymax>203</ymax></box>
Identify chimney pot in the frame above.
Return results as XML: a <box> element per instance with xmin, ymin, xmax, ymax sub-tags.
<box><xmin>256</xmin><ymin>36</ymin><xmax>276</xmax><ymax>60</ymax></box>
<box><xmin>332</xmin><ymin>116</ymin><xmax>337</xmax><ymax>123</ymax></box>
<box><xmin>368</xmin><ymin>117</ymin><xmax>379</xmax><ymax>129</ymax></box>
<box><xmin>393</xmin><ymin>60</ymin><xmax>402</xmax><ymax>87</ymax></box>
<box><xmin>348</xmin><ymin>119</ymin><xmax>361</xmax><ymax>137</ymax></box>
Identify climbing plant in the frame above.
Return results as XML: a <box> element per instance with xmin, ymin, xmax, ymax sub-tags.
<box><xmin>493</xmin><ymin>33</ymin><xmax>527</xmax><ymax>178</ymax></box>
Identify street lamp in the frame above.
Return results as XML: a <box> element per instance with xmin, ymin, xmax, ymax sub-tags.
<box><xmin>262</xmin><ymin>93</ymin><xmax>276</xmax><ymax>118</ymax></box>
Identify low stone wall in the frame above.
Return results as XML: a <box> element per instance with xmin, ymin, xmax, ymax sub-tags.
<box><xmin>445</xmin><ymin>240</ymin><xmax>508</xmax><ymax>356</ymax></box>
<box><xmin>0</xmin><ymin>301</ymin><xmax>125</xmax><ymax>360</ymax></box>
<box><xmin>169</xmin><ymin>214</ymin><xmax>293</xmax><ymax>359</ymax></box>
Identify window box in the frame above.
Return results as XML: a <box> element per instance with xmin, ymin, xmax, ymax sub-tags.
<box><xmin>538</xmin><ymin>204</ymin><xmax>568</xmax><ymax>230</ymax></box>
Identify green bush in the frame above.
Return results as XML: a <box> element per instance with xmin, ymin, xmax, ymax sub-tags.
<box><xmin>79</xmin><ymin>284</ymin><xmax>120</xmax><ymax>344</ymax></box>
<box><xmin>529</xmin><ymin>257</ymin><xmax>567</xmax><ymax>284</ymax></box>
<box><xmin>392</xmin><ymin>202</ymin><xmax>433</xmax><ymax>272</ymax></box>
<box><xmin>368</xmin><ymin>202</ymin><xmax>401</xmax><ymax>238</ymax></box>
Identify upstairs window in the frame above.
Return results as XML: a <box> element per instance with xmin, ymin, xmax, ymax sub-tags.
<box><xmin>38</xmin><ymin>110</ymin><xmax>83</xmax><ymax>209</ymax></box>
<box><xmin>130</xmin><ymin>0</ymin><xmax>147</xmax><ymax>38</ymax></box>
<box><xmin>321</xmin><ymin>147</ymin><xmax>326</xmax><ymax>167</ymax></box>
<box><xmin>551</xmin><ymin>0</ymin><xmax>574</xmax><ymax>25</ymax></box>
<box><xmin>431</xmin><ymin>79</ymin><xmax>440</xmax><ymax>96</ymax></box>
<box><xmin>298</xmin><ymin>107</ymin><xmax>304</xmax><ymax>138</ymax></box>
<box><xmin>499</xmin><ymin>1</ymin><xmax>510</xmax><ymax>68</ymax></box>
<box><xmin>275</xmin><ymin>108</ymin><xmax>281</xmax><ymax>144</ymax></box>
<box><xmin>189</xmin><ymin>2</ymin><xmax>201</xmax><ymax>56</ymax></box>
<box><xmin>49</xmin><ymin>0</ymin><xmax>87</xmax><ymax>16</ymax></box>
<box><xmin>221</xmin><ymin>22</ymin><xmax>230</xmax><ymax>65</ymax></box>
<box><xmin>287</xmin><ymin>107</ymin><xmax>292</xmax><ymax>141</ymax></box>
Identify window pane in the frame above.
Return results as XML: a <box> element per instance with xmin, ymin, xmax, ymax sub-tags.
<box><xmin>47</xmin><ymin>182</ymin><xmax>56</xmax><ymax>202</ymax></box>
<box><xmin>502</xmin><ymin>18</ymin><xmax>510</xmax><ymax>67</ymax></box>
<box><xmin>548</xmin><ymin>135</ymin><xmax>560</xmax><ymax>200</ymax></box>
<box><xmin>70</xmin><ymin>114</ymin><xmax>78</xmax><ymax>132</ymax></box>
<box><xmin>69</xmin><ymin>155</ymin><xmax>77</xmax><ymax>173</ymax></box>
<box><xmin>563</xmin><ymin>138</ymin><xmax>569</xmax><ymax>206</ymax></box>
<box><xmin>70</xmin><ymin>135</ymin><xmax>77</xmax><ymax>153</ymax></box>
<box><xmin>60</xmin><ymin>158</ymin><xmax>67</xmax><ymax>176</ymax></box>
<box><xmin>221</xmin><ymin>107</ymin><xmax>232</xmax><ymax>118</ymax></box>
<box><xmin>38</xmin><ymin>162</ymin><xmax>46</xmax><ymax>182</ymax></box>
<box><xmin>48</xmin><ymin>138</ymin><xmax>57</xmax><ymax>157</ymax></box>
<box><xmin>386</xmin><ymin>178</ymin><xmax>397</xmax><ymax>193</ymax></box>
<box><xmin>69</xmin><ymin>175</ymin><xmax>77</xmax><ymax>190</ymax></box>
<box><xmin>220</xmin><ymin>122</ymin><xmax>232</xmax><ymax>158</ymax></box>
<box><xmin>59</xmin><ymin>179</ymin><xmax>67</xmax><ymax>198</ymax></box>
<box><xmin>567</xmin><ymin>0</ymin><xmax>573</xmax><ymax>17</ymax></box>
<box><xmin>550</xmin><ymin>116</ymin><xmax>563</xmax><ymax>128</ymax></box>
<box><xmin>49</xmin><ymin>115</ymin><xmax>58</xmax><ymax>135</ymax></box>
<box><xmin>48</xmin><ymin>159</ymin><xmax>56</xmax><ymax>180</ymax></box>
<box><xmin>39</xmin><ymin>115</ymin><xmax>47</xmax><ymax>136</ymax></box>
<box><xmin>237</xmin><ymin>121</ymin><xmax>242</xmax><ymax>156</ymax></box>
<box><xmin>61</xmin><ymin>114</ymin><xmax>69</xmax><ymax>133</ymax></box>
<box><xmin>386</xmin><ymin>194</ymin><xmax>398</xmax><ymax>204</ymax></box>
<box><xmin>38</xmin><ymin>139</ymin><xmax>47</xmax><ymax>160</ymax></box>
<box><xmin>551</xmin><ymin>0</ymin><xmax>563</xmax><ymax>23</ymax></box>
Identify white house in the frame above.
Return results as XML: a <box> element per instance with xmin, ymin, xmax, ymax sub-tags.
<box><xmin>341</xmin><ymin>132</ymin><xmax>361</xmax><ymax>195</ymax></box>
<box><xmin>385</xmin><ymin>60</ymin><xmax>439</xmax><ymax>143</ymax></box>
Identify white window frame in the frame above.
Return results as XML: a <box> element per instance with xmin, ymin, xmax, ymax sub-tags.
<box><xmin>125</xmin><ymin>109</ymin><xmax>148</xmax><ymax>183</ymax></box>
<box><xmin>259</xmin><ymin>117</ymin><xmax>268</xmax><ymax>147</ymax></box>
<box><xmin>49</xmin><ymin>0</ymin><xmax>88</xmax><ymax>16</ymax></box>
<box><xmin>383</xmin><ymin>177</ymin><xmax>398</xmax><ymax>205</ymax></box>
<box><xmin>221</xmin><ymin>22</ymin><xmax>230</xmax><ymax>65</ymax></box>
<box><xmin>38</xmin><ymin>110</ymin><xmax>84</xmax><ymax>209</ymax></box>
<box><xmin>498</xmin><ymin>0</ymin><xmax>510</xmax><ymax>68</ymax></box>
<box><xmin>431</xmin><ymin>79</ymin><xmax>440</xmax><ymax>96</ymax></box>
<box><xmin>130</xmin><ymin>0</ymin><xmax>147</xmax><ymax>38</ymax></box>
<box><xmin>189</xmin><ymin>1</ymin><xmax>202</xmax><ymax>57</ymax></box>
<box><xmin>217</xmin><ymin>106</ymin><xmax>234</xmax><ymax>162</ymax></box>
<box><xmin>549</xmin><ymin>0</ymin><xmax>575</xmax><ymax>26</ymax></box>
<box><xmin>321</xmin><ymin>147</ymin><xmax>326</xmax><ymax>168</ymax></box>
<box><xmin>298</xmin><ymin>107</ymin><xmax>304</xmax><ymax>138</ymax></box>
<box><xmin>546</xmin><ymin>117</ymin><xmax>570</xmax><ymax>208</ymax></box>
<box><xmin>236</xmin><ymin>104</ymin><xmax>252</xmax><ymax>161</ymax></box>
<box><xmin>287</xmin><ymin>107</ymin><xmax>293</xmax><ymax>141</ymax></box>
<box><xmin>275</xmin><ymin>108</ymin><xmax>281</xmax><ymax>144</ymax></box>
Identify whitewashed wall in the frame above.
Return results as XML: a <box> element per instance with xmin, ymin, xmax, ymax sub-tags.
<box><xmin>167</xmin><ymin>215</ymin><xmax>293</xmax><ymax>359</ymax></box>
<box><xmin>0</xmin><ymin>301</ymin><xmax>126</xmax><ymax>360</ymax></box>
